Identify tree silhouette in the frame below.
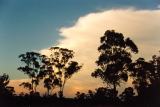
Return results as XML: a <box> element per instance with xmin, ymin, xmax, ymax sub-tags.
<box><xmin>119</xmin><ymin>87</ymin><xmax>135</xmax><ymax>103</ymax></box>
<box><xmin>43</xmin><ymin>61</ymin><xmax>61</xmax><ymax>96</ymax></box>
<box><xmin>18</xmin><ymin>52</ymin><xmax>46</xmax><ymax>94</ymax></box>
<box><xmin>129</xmin><ymin>58</ymin><xmax>154</xmax><ymax>96</ymax></box>
<box><xmin>47</xmin><ymin>47</ymin><xmax>82</xmax><ymax>98</ymax></box>
<box><xmin>0</xmin><ymin>73</ymin><xmax>14</xmax><ymax>97</ymax></box>
<box><xmin>75</xmin><ymin>87</ymin><xmax>118</xmax><ymax>103</ymax></box>
<box><xmin>129</xmin><ymin>56</ymin><xmax>160</xmax><ymax>106</ymax></box>
<box><xmin>92</xmin><ymin>30</ymin><xmax>138</xmax><ymax>94</ymax></box>
<box><xmin>94</xmin><ymin>87</ymin><xmax>118</xmax><ymax>103</ymax></box>
<box><xmin>87</xmin><ymin>90</ymin><xmax>95</xmax><ymax>99</ymax></box>
<box><xmin>150</xmin><ymin>53</ymin><xmax>160</xmax><ymax>83</ymax></box>
<box><xmin>141</xmin><ymin>53</ymin><xmax>160</xmax><ymax>105</ymax></box>
<box><xmin>75</xmin><ymin>91</ymin><xmax>87</xmax><ymax>100</ymax></box>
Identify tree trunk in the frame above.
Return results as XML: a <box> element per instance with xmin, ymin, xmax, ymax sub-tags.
<box><xmin>31</xmin><ymin>78</ymin><xmax>34</xmax><ymax>92</ymax></box>
<box><xmin>113</xmin><ymin>83</ymin><xmax>117</xmax><ymax>101</ymax></box>
<box><xmin>34</xmin><ymin>85</ymin><xmax>37</xmax><ymax>93</ymax></box>
<box><xmin>113</xmin><ymin>83</ymin><xmax>116</xmax><ymax>92</ymax></box>
<box><xmin>47</xmin><ymin>88</ymin><xmax>50</xmax><ymax>96</ymax></box>
<box><xmin>59</xmin><ymin>79</ymin><xmax>66</xmax><ymax>98</ymax></box>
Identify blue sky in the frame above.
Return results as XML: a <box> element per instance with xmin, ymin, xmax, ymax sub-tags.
<box><xmin>0</xmin><ymin>0</ymin><xmax>160</xmax><ymax>79</ymax></box>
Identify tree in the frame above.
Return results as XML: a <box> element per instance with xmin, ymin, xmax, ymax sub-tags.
<box><xmin>129</xmin><ymin>57</ymin><xmax>160</xmax><ymax>106</ymax></box>
<box><xmin>92</xmin><ymin>30</ymin><xmax>138</xmax><ymax>93</ymax></box>
<box><xmin>119</xmin><ymin>87</ymin><xmax>135</xmax><ymax>103</ymax></box>
<box><xmin>150</xmin><ymin>53</ymin><xmax>160</xmax><ymax>83</ymax></box>
<box><xmin>43</xmin><ymin>60</ymin><xmax>61</xmax><ymax>96</ymax></box>
<box><xmin>94</xmin><ymin>87</ymin><xmax>118</xmax><ymax>102</ymax></box>
<box><xmin>141</xmin><ymin>53</ymin><xmax>160</xmax><ymax>105</ymax></box>
<box><xmin>18</xmin><ymin>52</ymin><xmax>47</xmax><ymax>93</ymax></box>
<box><xmin>129</xmin><ymin>58</ymin><xmax>154</xmax><ymax>96</ymax></box>
<box><xmin>75</xmin><ymin>91</ymin><xmax>87</xmax><ymax>100</ymax></box>
<box><xmin>0</xmin><ymin>73</ymin><xmax>14</xmax><ymax>97</ymax></box>
<box><xmin>48</xmin><ymin>47</ymin><xmax>82</xmax><ymax>98</ymax></box>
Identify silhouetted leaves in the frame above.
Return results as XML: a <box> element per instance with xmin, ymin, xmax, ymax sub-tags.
<box><xmin>92</xmin><ymin>30</ymin><xmax>138</xmax><ymax>94</ymax></box>
<box><xmin>119</xmin><ymin>87</ymin><xmax>135</xmax><ymax>103</ymax></box>
<box><xmin>48</xmin><ymin>47</ymin><xmax>82</xmax><ymax>98</ymax></box>
<box><xmin>18</xmin><ymin>52</ymin><xmax>47</xmax><ymax>93</ymax></box>
<box><xmin>0</xmin><ymin>73</ymin><xmax>14</xmax><ymax>97</ymax></box>
<box><xmin>19</xmin><ymin>82</ymin><xmax>32</xmax><ymax>90</ymax></box>
<box><xmin>129</xmin><ymin>58</ymin><xmax>154</xmax><ymax>96</ymax></box>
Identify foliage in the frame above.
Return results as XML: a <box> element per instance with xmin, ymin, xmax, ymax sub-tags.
<box><xmin>129</xmin><ymin>58</ymin><xmax>154</xmax><ymax>96</ymax></box>
<box><xmin>0</xmin><ymin>73</ymin><xmax>14</xmax><ymax>97</ymax></box>
<box><xmin>119</xmin><ymin>87</ymin><xmax>135</xmax><ymax>103</ymax></box>
<box><xmin>42</xmin><ymin>56</ymin><xmax>61</xmax><ymax>96</ymax></box>
<box><xmin>75</xmin><ymin>91</ymin><xmax>87</xmax><ymax>100</ymax></box>
<box><xmin>18</xmin><ymin>52</ymin><xmax>47</xmax><ymax>93</ymax></box>
<box><xmin>47</xmin><ymin>47</ymin><xmax>82</xmax><ymax>98</ymax></box>
<box><xmin>150</xmin><ymin>54</ymin><xmax>160</xmax><ymax>82</ymax></box>
<box><xmin>92</xmin><ymin>30</ymin><xmax>138</xmax><ymax>92</ymax></box>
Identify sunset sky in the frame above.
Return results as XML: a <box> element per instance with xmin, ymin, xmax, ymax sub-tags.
<box><xmin>1</xmin><ymin>0</ymin><xmax>160</xmax><ymax>97</ymax></box>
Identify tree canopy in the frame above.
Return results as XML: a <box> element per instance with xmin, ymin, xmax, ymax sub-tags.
<box><xmin>18</xmin><ymin>52</ymin><xmax>47</xmax><ymax>94</ymax></box>
<box><xmin>47</xmin><ymin>47</ymin><xmax>82</xmax><ymax>98</ymax></box>
<box><xmin>92</xmin><ymin>30</ymin><xmax>138</xmax><ymax>92</ymax></box>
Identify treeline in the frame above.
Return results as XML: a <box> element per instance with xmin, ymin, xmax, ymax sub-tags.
<box><xmin>17</xmin><ymin>47</ymin><xmax>82</xmax><ymax>98</ymax></box>
<box><xmin>0</xmin><ymin>30</ymin><xmax>160</xmax><ymax>107</ymax></box>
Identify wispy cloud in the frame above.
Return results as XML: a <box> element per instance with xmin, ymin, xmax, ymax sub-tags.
<box><xmin>41</xmin><ymin>8</ymin><xmax>160</xmax><ymax>97</ymax></box>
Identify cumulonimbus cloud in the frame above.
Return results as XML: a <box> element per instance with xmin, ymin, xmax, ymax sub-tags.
<box><xmin>14</xmin><ymin>8</ymin><xmax>160</xmax><ymax>97</ymax></box>
<box><xmin>58</xmin><ymin>9</ymin><xmax>160</xmax><ymax>59</ymax></box>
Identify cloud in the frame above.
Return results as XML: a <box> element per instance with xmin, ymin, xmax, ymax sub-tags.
<box><xmin>41</xmin><ymin>8</ymin><xmax>160</xmax><ymax>97</ymax></box>
<box><xmin>158</xmin><ymin>5</ymin><xmax>160</xmax><ymax>9</ymax></box>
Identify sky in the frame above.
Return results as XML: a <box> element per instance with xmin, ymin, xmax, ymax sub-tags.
<box><xmin>1</xmin><ymin>0</ymin><xmax>160</xmax><ymax>97</ymax></box>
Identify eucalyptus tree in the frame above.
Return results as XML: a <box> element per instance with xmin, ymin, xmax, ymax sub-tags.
<box><xmin>48</xmin><ymin>47</ymin><xmax>82</xmax><ymax>98</ymax></box>
<box><xmin>129</xmin><ymin>54</ymin><xmax>160</xmax><ymax>98</ymax></box>
<box><xmin>92</xmin><ymin>30</ymin><xmax>138</xmax><ymax>92</ymax></box>
<box><xmin>43</xmin><ymin>57</ymin><xmax>61</xmax><ymax>96</ymax></box>
<box><xmin>18</xmin><ymin>52</ymin><xmax>47</xmax><ymax>93</ymax></box>
<box><xmin>129</xmin><ymin>58</ymin><xmax>154</xmax><ymax>96</ymax></box>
